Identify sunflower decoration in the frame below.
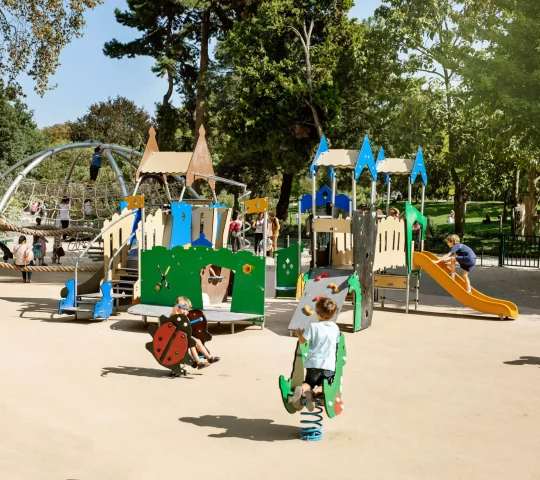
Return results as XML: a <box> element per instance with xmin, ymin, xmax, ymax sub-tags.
<box><xmin>242</xmin><ymin>264</ymin><xmax>253</xmax><ymax>275</ymax></box>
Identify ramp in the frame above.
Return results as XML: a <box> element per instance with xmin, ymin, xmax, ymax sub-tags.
<box><xmin>288</xmin><ymin>268</ymin><xmax>352</xmax><ymax>331</ymax></box>
<box><xmin>413</xmin><ymin>251</ymin><xmax>518</xmax><ymax>319</ymax></box>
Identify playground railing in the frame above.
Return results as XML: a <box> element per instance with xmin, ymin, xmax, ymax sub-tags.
<box><xmin>422</xmin><ymin>239</ymin><xmax>499</xmax><ymax>267</ymax></box>
<box><xmin>499</xmin><ymin>234</ymin><xmax>540</xmax><ymax>268</ymax></box>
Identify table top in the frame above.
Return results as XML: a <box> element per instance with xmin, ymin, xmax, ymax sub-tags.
<box><xmin>127</xmin><ymin>304</ymin><xmax>262</xmax><ymax>322</ymax></box>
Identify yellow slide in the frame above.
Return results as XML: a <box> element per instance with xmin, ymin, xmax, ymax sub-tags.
<box><xmin>413</xmin><ymin>251</ymin><xmax>518</xmax><ymax>319</ymax></box>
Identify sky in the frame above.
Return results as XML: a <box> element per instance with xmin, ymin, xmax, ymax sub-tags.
<box><xmin>20</xmin><ymin>0</ymin><xmax>383</xmax><ymax>128</ymax></box>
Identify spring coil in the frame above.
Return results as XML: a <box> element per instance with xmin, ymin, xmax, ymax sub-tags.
<box><xmin>299</xmin><ymin>403</ymin><xmax>324</xmax><ymax>441</ymax></box>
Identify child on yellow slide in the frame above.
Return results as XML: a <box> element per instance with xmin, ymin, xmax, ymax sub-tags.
<box><xmin>432</xmin><ymin>234</ymin><xmax>476</xmax><ymax>294</ymax></box>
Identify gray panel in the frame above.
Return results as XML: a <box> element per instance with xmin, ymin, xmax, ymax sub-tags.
<box><xmin>352</xmin><ymin>206</ymin><xmax>377</xmax><ymax>329</ymax></box>
<box><xmin>128</xmin><ymin>304</ymin><xmax>261</xmax><ymax>322</ymax></box>
<box><xmin>288</xmin><ymin>268</ymin><xmax>352</xmax><ymax>331</ymax></box>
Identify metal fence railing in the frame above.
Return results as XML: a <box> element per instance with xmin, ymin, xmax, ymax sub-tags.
<box><xmin>499</xmin><ymin>235</ymin><xmax>540</xmax><ymax>268</ymax></box>
<box><xmin>423</xmin><ymin>239</ymin><xmax>499</xmax><ymax>267</ymax></box>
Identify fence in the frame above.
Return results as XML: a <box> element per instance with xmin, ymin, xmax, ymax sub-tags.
<box><xmin>422</xmin><ymin>239</ymin><xmax>500</xmax><ymax>267</ymax></box>
<box><xmin>499</xmin><ymin>235</ymin><xmax>540</xmax><ymax>268</ymax></box>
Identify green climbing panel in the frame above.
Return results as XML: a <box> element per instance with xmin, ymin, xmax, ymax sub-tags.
<box><xmin>141</xmin><ymin>246</ymin><xmax>266</xmax><ymax>319</ymax></box>
<box><xmin>347</xmin><ymin>273</ymin><xmax>362</xmax><ymax>333</ymax></box>
<box><xmin>278</xmin><ymin>333</ymin><xmax>347</xmax><ymax>418</ymax></box>
<box><xmin>274</xmin><ymin>242</ymin><xmax>304</xmax><ymax>298</ymax></box>
<box><xmin>404</xmin><ymin>202</ymin><xmax>428</xmax><ymax>273</ymax></box>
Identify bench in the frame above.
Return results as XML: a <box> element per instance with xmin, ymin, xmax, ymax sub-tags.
<box><xmin>127</xmin><ymin>304</ymin><xmax>264</xmax><ymax>334</ymax></box>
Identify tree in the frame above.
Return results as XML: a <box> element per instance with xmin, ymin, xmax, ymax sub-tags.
<box><xmin>0</xmin><ymin>98</ymin><xmax>47</xmax><ymax>175</ymax></box>
<box><xmin>210</xmin><ymin>0</ymin><xmax>357</xmax><ymax>219</ymax></box>
<box><xmin>0</xmin><ymin>0</ymin><xmax>101</xmax><ymax>97</ymax></box>
<box><xmin>463</xmin><ymin>0</ymin><xmax>540</xmax><ymax>235</ymax></box>
<box><xmin>69</xmin><ymin>96</ymin><xmax>151</xmax><ymax>149</ymax></box>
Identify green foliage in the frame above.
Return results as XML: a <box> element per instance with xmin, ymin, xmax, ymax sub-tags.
<box><xmin>0</xmin><ymin>98</ymin><xmax>47</xmax><ymax>174</ymax></box>
<box><xmin>0</xmin><ymin>0</ymin><xmax>101</xmax><ymax>97</ymax></box>
<box><xmin>69</xmin><ymin>96</ymin><xmax>151</xmax><ymax>149</ymax></box>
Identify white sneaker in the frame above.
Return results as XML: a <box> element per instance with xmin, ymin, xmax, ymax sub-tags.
<box><xmin>305</xmin><ymin>391</ymin><xmax>315</xmax><ymax>412</ymax></box>
<box><xmin>450</xmin><ymin>273</ymin><xmax>455</xmax><ymax>280</ymax></box>
<box><xmin>290</xmin><ymin>386</ymin><xmax>303</xmax><ymax>409</ymax></box>
<box><xmin>467</xmin><ymin>289</ymin><xmax>472</xmax><ymax>294</ymax></box>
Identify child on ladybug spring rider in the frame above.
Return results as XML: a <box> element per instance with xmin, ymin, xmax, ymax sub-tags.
<box><xmin>171</xmin><ymin>296</ymin><xmax>220</xmax><ymax>370</ymax></box>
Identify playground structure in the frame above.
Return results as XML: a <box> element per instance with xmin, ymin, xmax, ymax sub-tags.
<box><xmin>287</xmin><ymin>134</ymin><xmax>518</xmax><ymax>339</ymax></box>
<box><xmin>48</xmin><ymin>126</ymin><xmax>268</xmax><ymax>334</ymax></box>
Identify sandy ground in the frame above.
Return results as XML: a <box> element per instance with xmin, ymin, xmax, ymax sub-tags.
<box><xmin>1</xmin><ymin>264</ymin><xmax>540</xmax><ymax>480</ymax></box>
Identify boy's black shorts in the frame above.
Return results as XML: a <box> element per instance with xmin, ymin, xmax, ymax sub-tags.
<box><xmin>305</xmin><ymin>368</ymin><xmax>335</xmax><ymax>389</ymax></box>
<box><xmin>90</xmin><ymin>165</ymin><xmax>100</xmax><ymax>181</ymax></box>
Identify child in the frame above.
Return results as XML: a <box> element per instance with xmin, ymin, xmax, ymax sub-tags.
<box><xmin>88</xmin><ymin>146</ymin><xmax>103</xmax><ymax>185</ymax></box>
<box><xmin>291</xmin><ymin>298</ymin><xmax>340</xmax><ymax>412</ymax></box>
<box><xmin>170</xmin><ymin>296</ymin><xmax>220</xmax><ymax>369</ymax></box>
<box><xmin>432</xmin><ymin>234</ymin><xmax>476</xmax><ymax>293</ymax></box>
<box><xmin>32</xmin><ymin>218</ymin><xmax>48</xmax><ymax>266</ymax></box>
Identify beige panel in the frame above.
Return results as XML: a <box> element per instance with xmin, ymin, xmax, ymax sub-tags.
<box><xmin>332</xmin><ymin>233</ymin><xmax>353</xmax><ymax>266</ymax></box>
<box><xmin>139</xmin><ymin>152</ymin><xmax>192</xmax><ymax>176</ymax></box>
<box><xmin>191</xmin><ymin>206</ymin><xmax>218</xmax><ymax>247</ymax></box>
<box><xmin>376</xmin><ymin>157</ymin><xmax>414</xmax><ymax>175</ymax></box>
<box><xmin>133</xmin><ymin>209</ymin><xmax>168</xmax><ymax>302</ymax></box>
<box><xmin>313</xmin><ymin>218</ymin><xmax>351</xmax><ymax>233</ymax></box>
<box><xmin>291</xmin><ymin>343</ymin><xmax>306</xmax><ymax>388</ymax></box>
<box><xmin>186</xmin><ymin>125</ymin><xmax>216</xmax><ymax>190</ymax></box>
<box><xmin>373</xmin><ymin>217</ymin><xmax>407</xmax><ymax>271</ymax></box>
<box><xmin>315</xmin><ymin>149</ymin><xmax>359</xmax><ymax>169</ymax></box>
<box><xmin>102</xmin><ymin>209</ymin><xmax>138</xmax><ymax>282</ymax></box>
<box><xmin>215</xmin><ymin>208</ymin><xmax>231</xmax><ymax>249</ymax></box>
<box><xmin>136</xmin><ymin>126</ymin><xmax>160</xmax><ymax>181</ymax></box>
<box><xmin>374</xmin><ymin>274</ymin><xmax>408</xmax><ymax>289</ymax></box>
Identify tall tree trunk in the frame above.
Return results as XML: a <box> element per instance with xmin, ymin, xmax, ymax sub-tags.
<box><xmin>524</xmin><ymin>167</ymin><xmax>539</xmax><ymax>236</ymax></box>
<box><xmin>164</xmin><ymin>66</ymin><xmax>174</xmax><ymax>105</ymax></box>
<box><xmin>510</xmin><ymin>166</ymin><xmax>520</xmax><ymax>234</ymax></box>
<box><xmin>453</xmin><ymin>184</ymin><xmax>467</xmax><ymax>237</ymax></box>
<box><xmin>195</xmin><ymin>7</ymin><xmax>210</xmax><ymax>141</ymax></box>
<box><xmin>276</xmin><ymin>172</ymin><xmax>294</xmax><ymax>221</ymax></box>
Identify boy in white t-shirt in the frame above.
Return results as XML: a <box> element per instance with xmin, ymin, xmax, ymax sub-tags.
<box><xmin>291</xmin><ymin>297</ymin><xmax>340</xmax><ymax>412</ymax></box>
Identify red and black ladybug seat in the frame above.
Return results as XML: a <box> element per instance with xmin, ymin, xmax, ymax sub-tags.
<box><xmin>146</xmin><ymin>314</ymin><xmax>195</xmax><ymax>376</ymax></box>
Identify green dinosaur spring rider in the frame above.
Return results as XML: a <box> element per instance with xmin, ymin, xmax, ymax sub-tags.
<box><xmin>278</xmin><ymin>333</ymin><xmax>346</xmax><ymax>441</ymax></box>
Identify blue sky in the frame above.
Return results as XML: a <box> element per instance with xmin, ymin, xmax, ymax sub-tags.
<box><xmin>21</xmin><ymin>0</ymin><xmax>383</xmax><ymax>128</ymax></box>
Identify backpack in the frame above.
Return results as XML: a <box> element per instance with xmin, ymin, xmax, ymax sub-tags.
<box><xmin>229</xmin><ymin>221</ymin><xmax>240</xmax><ymax>236</ymax></box>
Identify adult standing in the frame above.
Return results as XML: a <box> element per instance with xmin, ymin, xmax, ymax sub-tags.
<box><xmin>268</xmin><ymin>212</ymin><xmax>280</xmax><ymax>254</ymax></box>
<box><xmin>13</xmin><ymin>236</ymin><xmax>35</xmax><ymax>283</ymax></box>
<box><xmin>252</xmin><ymin>212</ymin><xmax>265</xmax><ymax>256</ymax></box>
<box><xmin>229</xmin><ymin>210</ymin><xmax>243</xmax><ymax>253</ymax></box>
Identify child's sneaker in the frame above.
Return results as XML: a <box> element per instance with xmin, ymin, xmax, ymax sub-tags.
<box><xmin>305</xmin><ymin>391</ymin><xmax>315</xmax><ymax>412</ymax></box>
<box><xmin>466</xmin><ymin>289</ymin><xmax>472</xmax><ymax>294</ymax></box>
<box><xmin>450</xmin><ymin>273</ymin><xmax>455</xmax><ymax>280</ymax></box>
<box><xmin>290</xmin><ymin>386</ymin><xmax>303</xmax><ymax>409</ymax></box>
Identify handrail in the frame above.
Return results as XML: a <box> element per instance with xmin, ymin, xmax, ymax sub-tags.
<box><xmin>74</xmin><ymin>209</ymin><xmax>137</xmax><ymax>299</ymax></box>
<box><xmin>107</xmin><ymin>231</ymin><xmax>136</xmax><ymax>281</ymax></box>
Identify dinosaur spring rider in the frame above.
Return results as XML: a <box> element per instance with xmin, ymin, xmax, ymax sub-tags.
<box><xmin>278</xmin><ymin>334</ymin><xmax>347</xmax><ymax>441</ymax></box>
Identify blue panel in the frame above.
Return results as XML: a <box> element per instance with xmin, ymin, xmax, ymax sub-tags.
<box><xmin>300</xmin><ymin>185</ymin><xmax>351</xmax><ymax>213</ymax></box>
<box><xmin>334</xmin><ymin>194</ymin><xmax>351</xmax><ymax>212</ymax></box>
<box><xmin>58</xmin><ymin>278</ymin><xmax>76</xmax><ymax>314</ymax></box>
<box><xmin>410</xmin><ymin>147</ymin><xmax>428</xmax><ymax>185</ymax></box>
<box><xmin>170</xmin><ymin>202</ymin><xmax>193</xmax><ymax>248</ymax></box>
<box><xmin>129</xmin><ymin>209</ymin><xmax>142</xmax><ymax>246</ymax></box>
<box><xmin>309</xmin><ymin>136</ymin><xmax>329</xmax><ymax>179</ymax></box>
<box><xmin>120</xmin><ymin>200</ymin><xmax>128</xmax><ymax>212</ymax></box>
<box><xmin>355</xmin><ymin>135</ymin><xmax>377</xmax><ymax>181</ymax></box>
<box><xmin>192</xmin><ymin>232</ymin><xmax>213</xmax><ymax>247</ymax></box>
<box><xmin>94</xmin><ymin>281</ymin><xmax>114</xmax><ymax>319</ymax></box>
<box><xmin>376</xmin><ymin>147</ymin><xmax>390</xmax><ymax>185</ymax></box>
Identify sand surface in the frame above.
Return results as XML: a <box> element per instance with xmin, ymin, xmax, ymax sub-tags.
<box><xmin>1</xmin><ymin>265</ymin><xmax>540</xmax><ymax>479</ymax></box>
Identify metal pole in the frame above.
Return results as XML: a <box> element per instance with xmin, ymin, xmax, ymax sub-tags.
<box><xmin>178</xmin><ymin>186</ymin><xmax>186</xmax><ymax>202</ymax></box>
<box><xmin>297</xmin><ymin>208</ymin><xmax>302</xmax><ymax>273</ymax></box>
<box><xmin>352</xmin><ymin>171</ymin><xmax>356</xmax><ymax>213</ymax></box>
<box><xmin>408</xmin><ymin>182</ymin><xmax>412</xmax><ymax>204</ymax></box>
<box><xmin>405</xmin><ymin>274</ymin><xmax>410</xmax><ymax>314</ymax></box>
<box><xmin>103</xmin><ymin>150</ymin><xmax>128</xmax><ymax>198</ymax></box>
<box><xmin>312</xmin><ymin>175</ymin><xmax>317</xmax><ymax>255</ymax></box>
<box><xmin>263</xmin><ymin>211</ymin><xmax>268</xmax><ymax>258</ymax></box>
<box><xmin>331</xmin><ymin>174</ymin><xmax>337</xmax><ymax>218</ymax></box>
<box><xmin>370</xmin><ymin>181</ymin><xmax>377</xmax><ymax>205</ymax></box>
<box><xmin>421</xmin><ymin>184</ymin><xmax>425</xmax><ymax>214</ymax></box>
<box><xmin>386</xmin><ymin>178</ymin><xmax>391</xmax><ymax>215</ymax></box>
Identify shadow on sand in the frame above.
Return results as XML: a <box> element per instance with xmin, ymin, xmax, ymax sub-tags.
<box><xmin>178</xmin><ymin>415</ymin><xmax>298</xmax><ymax>442</ymax></box>
<box><xmin>101</xmin><ymin>365</ymin><xmax>195</xmax><ymax>379</ymax></box>
<box><xmin>504</xmin><ymin>356</ymin><xmax>540</xmax><ymax>367</ymax></box>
